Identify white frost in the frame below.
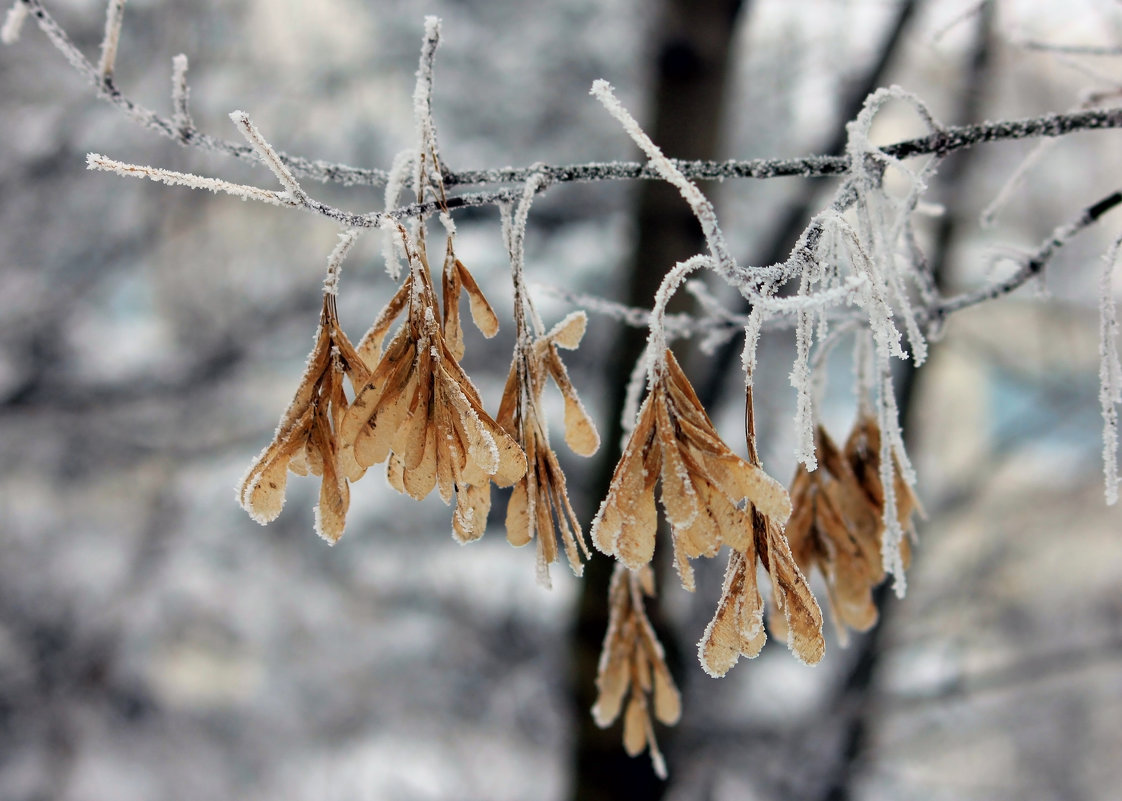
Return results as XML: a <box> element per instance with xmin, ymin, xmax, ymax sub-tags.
<box><xmin>1</xmin><ymin>2</ymin><xmax>28</xmax><ymax>45</ymax></box>
<box><xmin>1100</xmin><ymin>236</ymin><xmax>1122</xmax><ymax>504</ymax></box>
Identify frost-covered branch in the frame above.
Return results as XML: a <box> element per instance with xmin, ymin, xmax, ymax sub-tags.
<box><xmin>440</xmin><ymin>106</ymin><xmax>1122</xmax><ymax>186</ymax></box>
<box><xmin>9</xmin><ymin>0</ymin><xmax>1122</xmax><ymax>198</ymax></box>
<box><xmin>5</xmin><ymin>0</ymin><xmax>388</xmax><ymax>186</ymax></box>
<box><xmin>931</xmin><ymin>190</ymin><xmax>1122</xmax><ymax>322</ymax></box>
<box><xmin>170</xmin><ymin>53</ymin><xmax>192</xmax><ymax>136</ymax></box>
<box><xmin>95</xmin><ymin>0</ymin><xmax>125</xmax><ymax>81</ymax></box>
<box><xmin>86</xmin><ymin>153</ymin><xmax>298</xmax><ymax>207</ymax></box>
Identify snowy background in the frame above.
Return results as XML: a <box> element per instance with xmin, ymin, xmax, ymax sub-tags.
<box><xmin>1</xmin><ymin>1</ymin><xmax>1121</xmax><ymax>800</ymax></box>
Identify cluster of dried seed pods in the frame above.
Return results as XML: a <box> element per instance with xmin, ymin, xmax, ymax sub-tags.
<box><xmin>240</xmin><ymin>227</ymin><xmax>530</xmax><ymax>545</ymax></box>
<box><xmin>497</xmin><ymin>310</ymin><xmax>600</xmax><ymax>586</ymax></box>
<box><xmin>592</xmin><ymin>564</ymin><xmax>681</xmax><ymax>780</ymax></box>
<box><xmin>238</xmin><ymin>225</ymin><xmax>915</xmax><ymax>780</ymax></box>
<box><xmin>589</xmin><ymin>348</ymin><xmax>830</xmax><ymax>768</ymax></box>
<box><xmin>342</xmin><ymin>233</ymin><xmax>525</xmax><ymax>542</ymax></box>
<box><xmin>784</xmin><ymin>414</ymin><xmax>920</xmax><ymax>641</ymax></box>
<box><xmin>238</xmin><ymin>289</ymin><xmax>370</xmax><ymax>543</ymax></box>
<box><xmin>591</xmin><ymin>349</ymin><xmax>793</xmax><ymax>592</ymax></box>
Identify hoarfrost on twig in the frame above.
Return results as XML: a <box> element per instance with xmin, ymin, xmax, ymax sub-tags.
<box><xmin>383</xmin><ymin>150</ymin><xmax>415</xmax><ymax>280</ymax></box>
<box><xmin>171</xmin><ymin>53</ymin><xmax>192</xmax><ymax>136</ymax></box>
<box><xmin>86</xmin><ymin>153</ymin><xmax>297</xmax><ymax>207</ymax></box>
<box><xmin>411</xmin><ymin>16</ymin><xmax>443</xmax><ymax>201</ymax></box>
<box><xmin>97</xmin><ymin>0</ymin><xmax>127</xmax><ymax>81</ymax></box>
<box><xmin>591</xmin><ymin>80</ymin><xmax>735</xmax><ymax>283</ymax></box>
<box><xmin>1100</xmin><ymin>235</ymin><xmax>1122</xmax><ymax>504</ymax></box>
<box><xmin>231</xmin><ymin>110</ymin><xmax>309</xmax><ymax>204</ymax></box>
<box><xmin>1</xmin><ymin>1</ymin><xmax>28</xmax><ymax>45</ymax></box>
<box><xmin>322</xmin><ymin>229</ymin><xmax>362</xmax><ymax>296</ymax></box>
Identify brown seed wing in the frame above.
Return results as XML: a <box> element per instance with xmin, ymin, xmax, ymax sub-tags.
<box><xmin>240</xmin><ymin>404</ymin><xmax>315</xmax><ymax>524</ymax></box>
<box><xmin>615</xmin><ymin>423</ymin><xmax>661</xmax><ymax>571</ymax></box>
<box><xmin>622</xmin><ymin>695</ymin><xmax>648</xmax><ymax>757</ymax></box>
<box><xmin>402</xmin><ymin>423</ymin><xmax>438</xmax><ymax>500</ymax></box>
<box><xmin>354</xmin><ymin>280</ymin><xmax>410</xmax><ymax>368</ymax></box>
<box><xmin>440</xmin><ymin>365</ymin><xmax>499</xmax><ymax>476</ymax></box>
<box><xmin>592</xmin><ymin>395</ymin><xmax>656</xmax><ymax>559</ymax></box>
<box><xmin>495</xmin><ymin>358</ymin><xmax>522</xmax><ymax>437</ymax></box>
<box><xmin>354</xmin><ymin>343</ymin><xmax>421</xmax><ymax>468</ymax></box>
<box><xmin>433</xmin><ymin>400</ymin><xmax>456</xmax><ymax>504</ymax></box>
<box><xmin>698</xmin><ymin>551</ymin><xmax>749</xmax><ymax>677</ymax></box>
<box><xmin>310</xmin><ymin>413</ymin><xmax>349</xmax><ymax>544</ymax></box>
<box><xmin>340</xmin><ymin>327</ymin><xmax>413</xmax><ymax>467</ymax></box>
<box><xmin>443</xmin><ymin>361</ymin><xmax>527</xmax><ymax>487</ymax></box>
<box><xmin>545</xmin><ymin>310</ymin><xmax>586</xmax><ymax>350</ymax></box>
<box><xmin>663</xmin><ymin>348</ymin><xmax>719</xmax><ymax>431</ymax></box>
<box><xmin>660</xmin><ymin>445</ymin><xmax>702</xmax><ymax>541</ymax></box>
<box><xmin>534</xmin><ymin>483</ymin><xmax>558</xmax><ymax>566</ymax></box>
<box><xmin>452</xmin><ymin>483</ymin><xmax>491</xmax><ymax>543</ymax></box>
<box><xmin>505</xmin><ymin>480</ymin><xmax>532</xmax><ymax>547</ymax></box>
<box><xmin>442</xmin><ymin>259</ymin><xmax>466</xmax><ymax>362</ymax></box>
<box><xmin>394</xmin><ymin>354</ymin><xmax>434</xmax><ymax>472</ymax></box>
<box><xmin>455</xmin><ymin>259</ymin><xmax>500</xmax><ymax>338</ymax></box>
<box><xmin>704</xmin><ymin>449</ymin><xmax>793</xmax><ymax>524</ymax></box>
<box><xmin>544</xmin><ymin>345</ymin><xmax>600</xmax><ymax>457</ymax></box>
<box><xmin>762</xmin><ymin>517</ymin><xmax>825</xmax><ymax>665</ymax></box>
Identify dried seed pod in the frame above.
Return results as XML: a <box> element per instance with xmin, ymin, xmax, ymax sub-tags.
<box><xmin>239</xmin><ymin>291</ymin><xmax>369</xmax><ymax>543</ymax></box>
<box><xmin>338</xmin><ymin>229</ymin><xmax>526</xmax><ymax>542</ymax></box>
<box><xmin>782</xmin><ymin>416</ymin><xmax>921</xmax><ymax>642</ymax></box>
<box><xmin>592</xmin><ymin>565</ymin><xmax>680</xmax><ymax>780</ymax></box>
<box><xmin>497</xmin><ymin>310</ymin><xmax>598</xmax><ymax>585</ymax></box>
<box><xmin>592</xmin><ymin>348</ymin><xmax>790</xmax><ymax>591</ymax></box>
<box><xmin>699</xmin><ymin>507</ymin><xmax>825</xmax><ymax>675</ymax></box>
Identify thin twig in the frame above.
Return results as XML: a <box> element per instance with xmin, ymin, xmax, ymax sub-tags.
<box><xmin>11</xmin><ymin>0</ymin><xmax>1122</xmax><ymax>194</ymax></box>
<box><xmin>1019</xmin><ymin>40</ymin><xmax>1122</xmax><ymax>56</ymax></box>
<box><xmin>932</xmin><ymin>189</ymin><xmax>1122</xmax><ymax>322</ymax></box>
<box><xmin>96</xmin><ymin>0</ymin><xmax>126</xmax><ymax>81</ymax></box>
<box><xmin>12</xmin><ymin>0</ymin><xmax>389</xmax><ymax>186</ymax></box>
<box><xmin>86</xmin><ymin>153</ymin><xmax>297</xmax><ymax>207</ymax></box>
<box><xmin>170</xmin><ymin>54</ymin><xmax>192</xmax><ymax>137</ymax></box>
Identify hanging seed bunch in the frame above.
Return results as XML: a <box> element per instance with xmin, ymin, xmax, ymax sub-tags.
<box><xmin>497</xmin><ymin>309</ymin><xmax>599</xmax><ymax>585</ymax></box>
<box><xmin>593</xmin><ymin>348</ymin><xmax>792</xmax><ymax>591</ymax></box>
<box><xmin>339</xmin><ymin>225</ymin><xmax>526</xmax><ymax>543</ymax></box>
<box><xmin>496</xmin><ymin>177</ymin><xmax>601</xmax><ymax>586</ymax></box>
<box><xmin>592</xmin><ymin>564</ymin><xmax>681</xmax><ymax>780</ymax></box>
<box><xmin>784</xmin><ymin>408</ymin><xmax>922</xmax><ymax>629</ymax></box>
<box><xmin>40</xmin><ymin>0</ymin><xmax>1122</xmax><ymax>780</ymax></box>
<box><xmin>239</xmin><ymin>231</ymin><xmax>370</xmax><ymax>544</ymax></box>
<box><xmin>693</xmin><ymin>384</ymin><xmax>827</xmax><ymax>674</ymax></box>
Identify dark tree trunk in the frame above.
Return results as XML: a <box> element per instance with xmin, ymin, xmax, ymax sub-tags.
<box><xmin>567</xmin><ymin>2</ymin><xmax>746</xmax><ymax>799</ymax></box>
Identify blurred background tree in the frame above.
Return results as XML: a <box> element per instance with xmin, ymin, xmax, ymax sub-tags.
<box><xmin>1</xmin><ymin>1</ymin><xmax>1120</xmax><ymax>800</ymax></box>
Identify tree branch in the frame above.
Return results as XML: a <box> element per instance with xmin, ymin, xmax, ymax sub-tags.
<box><xmin>930</xmin><ymin>189</ymin><xmax>1122</xmax><ymax>323</ymax></box>
<box><xmin>11</xmin><ymin>0</ymin><xmax>1122</xmax><ymax>202</ymax></box>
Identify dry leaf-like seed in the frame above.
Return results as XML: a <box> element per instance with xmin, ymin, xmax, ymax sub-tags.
<box><xmin>698</xmin><ymin>505</ymin><xmax>826</xmax><ymax>675</ymax></box>
<box><xmin>441</xmin><ymin>237</ymin><xmax>499</xmax><ymax>361</ymax></box>
<box><xmin>783</xmin><ymin>423</ymin><xmax>891</xmax><ymax>641</ymax></box>
<box><xmin>497</xmin><ymin>310</ymin><xmax>599</xmax><ymax>585</ymax></box>
<box><xmin>591</xmin><ymin>348</ymin><xmax>790</xmax><ymax>591</ymax></box>
<box><xmin>780</xmin><ymin>411</ymin><xmax>923</xmax><ymax>642</ymax></box>
<box><xmin>692</xmin><ymin>382</ymin><xmax>826</xmax><ymax>674</ymax></box>
<box><xmin>844</xmin><ymin>411</ymin><xmax>922</xmax><ymax>546</ymax></box>
<box><xmin>239</xmin><ymin>290</ymin><xmax>369</xmax><ymax>543</ymax></box>
<box><xmin>338</xmin><ymin>227</ymin><xmax>526</xmax><ymax>542</ymax></box>
<box><xmin>592</xmin><ymin>564</ymin><xmax>680</xmax><ymax>780</ymax></box>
